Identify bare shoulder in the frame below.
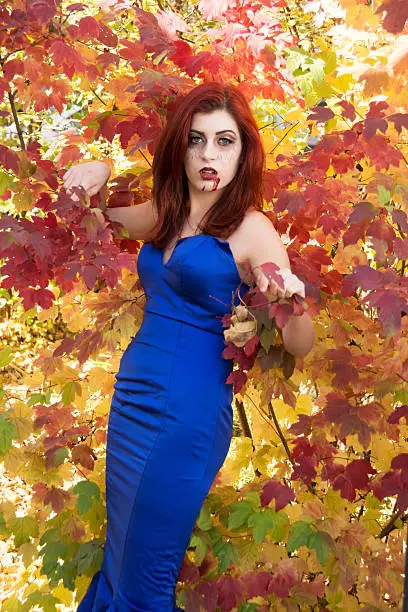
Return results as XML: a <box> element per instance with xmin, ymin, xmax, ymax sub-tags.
<box><xmin>238</xmin><ymin>209</ymin><xmax>291</xmax><ymax>270</ymax></box>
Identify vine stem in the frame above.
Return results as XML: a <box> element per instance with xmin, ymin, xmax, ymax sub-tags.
<box><xmin>268</xmin><ymin>400</ymin><xmax>320</xmax><ymax>497</ymax></box>
<box><xmin>8</xmin><ymin>91</ymin><xmax>25</xmax><ymax>150</ymax></box>
<box><xmin>378</xmin><ymin>509</ymin><xmax>408</xmax><ymax>539</ymax></box>
<box><xmin>268</xmin><ymin>400</ymin><xmax>295</xmax><ymax>466</ymax></box>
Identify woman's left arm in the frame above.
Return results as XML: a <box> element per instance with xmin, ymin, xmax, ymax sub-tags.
<box><xmin>241</xmin><ymin>211</ymin><xmax>315</xmax><ymax>358</ymax></box>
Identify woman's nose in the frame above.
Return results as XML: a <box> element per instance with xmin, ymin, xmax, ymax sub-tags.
<box><xmin>201</xmin><ymin>140</ymin><xmax>217</xmax><ymax>160</ymax></box>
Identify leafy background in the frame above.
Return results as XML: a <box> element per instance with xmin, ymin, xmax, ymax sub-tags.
<box><xmin>0</xmin><ymin>0</ymin><xmax>407</xmax><ymax>610</ymax></box>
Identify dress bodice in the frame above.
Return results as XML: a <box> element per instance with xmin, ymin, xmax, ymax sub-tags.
<box><xmin>137</xmin><ymin>234</ymin><xmax>250</xmax><ymax>336</ymax></box>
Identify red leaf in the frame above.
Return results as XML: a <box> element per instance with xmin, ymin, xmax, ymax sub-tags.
<box><xmin>71</xmin><ymin>444</ymin><xmax>95</xmax><ymax>470</ymax></box>
<box><xmin>44</xmin><ymin>485</ymin><xmax>71</xmax><ymax>513</ymax></box>
<box><xmin>332</xmin><ymin>459</ymin><xmax>375</xmax><ymax>502</ymax></box>
<box><xmin>97</xmin><ymin>22</ymin><xmax>118</xmax><ymax>47</ymax></box>
<box><xmin>268</xmin><ymin>561</ymin><xmax>298</xmax><ymax>598</ymax></box>
<box><xmin>376</xmin><ymin>0</ymin><xmax>408</xmax><ymax>33</ymax></box>
<box><xmin>348</xmin><ymin>201</ymin><xmax>379</xmax><ymax>224</ymax></box>
<box><xmin>338</xmin><ymin>100</ymin><xmax>356</xmax><ymax>122</ymax></box>
<box><xmin>307</xmin><ymin>106</ymin><xmax>334</xmax><ymax>123</ymax></box>
<box><xmin>388</xmin><ymin>113</ymin><xmax>408</xmax><ymax>134</ymax></box>
<box><xmin>0</xmin><ymin>145</ymin><xmax>20</xmax><ymax>174</ymax></box>
<box><xmin>27</xmin><ymin>0</ymin><xmax>57</xmax><ymax>24</ymax></box>
<box><xmin>260</xmin><ymin>480</ymin><xmax>295</xmax><ymax>510</ymax></box>
<box><xmin>226</xmin><ymin>368</ymin><xmax>247</xmax><ymax>394</ymax></box>
<box><xmin>217</xmin><ymin>575</ymin><xmax>243</xmax><ymax>610</ymax></box>
<box><xmin>243</xmin><ymin>334</ymin><xmax>260</xmax><ymax>357</ymax></box>
<box><xmin>362</xmin><ymin>117</ymin><xmax>388</xmax><ymax>140</ymax></box>
<box><xmin>3</xmin><ymin>59</ymin><xmax>24</xmax><ymax>79</ymax></box>
<box><xmin>393</xmin><ymin>237</ymin><xmax>408</xmax><ymax>260</ymax></box>
<box><xmin>79</xmin><ymin>16</ymin><xmax>100</xmax><ymax>39</ymax></box>
<box><xmin>388</xmin><ymin>405</ymin><xmax>408</xmax><ymax>424</ymax></box>
<box><xmin>275</xmin><ymin>190</ymin><xmax>307</xmax><ymax>214</ymax></box>
<box><xmin>367</xmin><ymin>100</ymin><xmax>389</xmax><ymax>117</ymax></box>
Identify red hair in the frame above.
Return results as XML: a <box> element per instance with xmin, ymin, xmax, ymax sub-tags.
<box><xmin>147</xmin><ymin>82</ymin><xmax>265</xmax><ymax>248</ymax></box>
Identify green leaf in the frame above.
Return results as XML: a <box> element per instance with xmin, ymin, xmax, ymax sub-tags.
<box><xmin>212</xmin><ymin>539</ymin><xmax>238</xmax><ymax>572</ymax></box>
<box><xmin>259</xmin><ymin>327</ymin><xmax>276</xmax><ymax>353</ymax></box>
<box><xmin>0</xmin><ymin>417</ymin><xmax>17</xmax><ymax>455</ymax></box>
<box><xmin>308</xmin><ymin>530</ymin><xmax>333</xmax><ymax>565</ymax></box>
<box><xmin>228</xmin><ymin>501</ymin><xmax>254</xmax><ymax>529</ymax></box>
<box><xmin>40</xmin><ymin>541</ymin><xmax>69</xmax><ymax>581</ymax></box>
<box><xmin>377</xmin><ymin>184</ymin><xmax>392</xmax><ymax>205</ymax></box>
<box><xmin>73</xmin><ymin>480</ymin><xmax>101</xmax><ymax>515</ymax></box>
<box><xmin>83</xmin><ymin>499</ymin><xmax>106</xmax><ymax>532</ymax></box>
<box><xmin>9</xmin><ymin>515</ymin><xmax>39</xmax><ymax>548</ymax></box>
<box><xmin>243</xmin><ymin>491</ymin><xmax>261</xmax><ymax>509</ymax></box>
<box><xmin>53</xmin><ymin>447</ymin><xmax>69</xmax><ymax>467</ymax></box>
<box><xmin>0</xmin><ymin>347</ymin><xmax>13</xmax><ymax>367</ymax></box>
<box><xmin>287</xmin><ymin>520</ymin><xmax>315</xmax><ymax>553</ymax></box>
<box><xmin>0</xmin><ymin>170</ymin><xmax>14</xmax><ymax>197</ymax></box>
<box><xmin>247</xmin><ymin>510</ymin><xmax>275</xmax><ymax>544</ymax></box>
<box><xmin>268</xmin><ymin>510</ymin><xmax>289</xmax><ymax>543</ymax></box>
<box><xmin>196</xmin><ymin>505</ymin><xmax>212</xmax><ymax>531</ymax></box>
<box><xmin>27</xmin><ymin>392</ymin><xmax>47</xmax><ymax>407</ymax></box>
<box><xmin>189</xmin><ymin>533</ymin><xmax>207</xmax><ymax>565</ymax></box>
<box><xmin>62</xmin><ymin>381</ymin><xmax>76</xmax><ymax>406</ymax></box>
<box><xmin>394</xmin><ymin>389</ymin><xmax>408</xmax><ymax>404</ymax></box>
<box><xmin>23</xmin><ymin>591</ymin><xmax>61</xmax><ymax>612</ymax></box>
<box><xmin>238</xmin><ymin>604</ymin><xmax>258</xmax><ymax>612</ymax></box>
<box><xmin>73</xmin><ymin>539</ymin><xmax>104</xmax><ymax>575</ymax></box>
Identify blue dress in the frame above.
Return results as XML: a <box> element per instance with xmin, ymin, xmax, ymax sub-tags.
<box><xmin>77</xmin><ymin>234</ymin><xmax>249</xmax><ymax>611</ymax></box>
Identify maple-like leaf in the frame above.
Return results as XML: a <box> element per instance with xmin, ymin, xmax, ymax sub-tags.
<box><xmin>26</xmin><ymin>0</ymin><xmax>57</xmax><ymax>24</ymax></box>
<box><xmin>200</xmin><ymin>0</ymin><xmax>237</xmax><ymax>20</ymax></box>
<box><xmin>376</xmin><ymin>0</ymin><xmax>408</xmax><ymax>33</ymax></box>
<box><xmin>307</xmin><ymin>106</ymin><xmax>334</xmax><ymax>122</ymax></box>
<box><xmin>332</xmin><ymin>459</ymin><xmax>376</xmax><ymax>501</ymax></box>
<box><xmin>260</xmin><ymin>479</ymin><xmax>295</xmax><ymax>510</ymax></box>
<box><xmin>388</xmin><ymin>405</ymin><xmax>408</xmax><ymax>424</ymax></box>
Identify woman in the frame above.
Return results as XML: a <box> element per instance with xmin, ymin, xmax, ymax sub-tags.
<box><xmin>64</xmin><ymin>83</ymin><xmax>315</xmax><ymax>611</ymax></box>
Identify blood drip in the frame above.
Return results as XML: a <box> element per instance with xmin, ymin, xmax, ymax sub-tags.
<box><xmin>211</xmin><ymin>177</ymin><xmax>220</xmax><ymax>191</ymax></box>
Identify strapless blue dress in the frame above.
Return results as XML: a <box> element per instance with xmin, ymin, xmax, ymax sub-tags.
<box><xmin>77</xmin><ymin>234</ymin><xmax>249</xmax><ymax>611</ymax></box>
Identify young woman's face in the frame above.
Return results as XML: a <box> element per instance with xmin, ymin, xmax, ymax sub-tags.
<box><xmin>184</xmin><ymin>109</ymin><xmax>243</xmax><ymax>194</ymax></box>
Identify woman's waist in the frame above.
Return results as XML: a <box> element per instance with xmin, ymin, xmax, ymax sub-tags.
<box><xmin>142</xmin><ymin>307</ymin><xmax>226</xmax><ymax>338</ymax></box>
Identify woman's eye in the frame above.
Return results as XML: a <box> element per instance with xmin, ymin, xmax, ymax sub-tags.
<box><xmin>188</xmin><ymin>135</ymin><xmax>202</xmax><ymax>145</ymax></box>
<box><xmin>219</xmin><ymin>137</ymin><xmax>233</xmax><ymax>146</ymax></box>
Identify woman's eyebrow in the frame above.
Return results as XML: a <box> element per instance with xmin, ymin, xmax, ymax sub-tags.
<box><xmin>190</xmin><ymin>129</ymin><xmax>237</xmax><ymax>136</ymax></box>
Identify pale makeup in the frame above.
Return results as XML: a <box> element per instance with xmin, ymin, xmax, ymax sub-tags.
<box><xmin>184</xmin><ymin>109</ymin><xmax>243</xmax><ymax>195</ymax></box>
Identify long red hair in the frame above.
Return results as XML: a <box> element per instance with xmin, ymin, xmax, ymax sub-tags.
<box><xmin>147</xmin><ymin>82</ymin><xmax>266</xmax><ymax>248</ymax></box>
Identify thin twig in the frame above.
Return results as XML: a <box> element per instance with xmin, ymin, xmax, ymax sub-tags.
<box><xmin>8</xmin><ymin>91</ymin><xmax>25</xmax><ymax>149</ymax></box>
<box><xmin>268</xmin><ymin>121</ymin><xmax>299</xmax><ymax>155</ymax></box>
<box><xmin>378</xmin><ymin>510</ymin><xmax>408</xmax><ymax>539</ymax></box>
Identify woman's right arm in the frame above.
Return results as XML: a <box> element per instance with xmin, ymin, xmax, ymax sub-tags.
<box><xmin>62</xmin><ymin>161</ymin><xmax>158</xmax><ymax>240</ymax></box>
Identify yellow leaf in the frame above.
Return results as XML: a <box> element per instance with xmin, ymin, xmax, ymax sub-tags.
<box><xmin>37</xmin><ymin>304</ymin><xmax>59</xmax><ymax>323</ymax></box>
<box><xmin>4</xmin><ymin>446</ymin><xmax>24</xmax><ymax>474</ymax></box>
<box><xmin>94</xmin><ymin>396</ymin><xmax>111</xmax><ymax>418</ymax></box>
<box><xmin>11</xmin><ymin>184</ymin><xmax>33</xmax><ymax>212</ymax></box>
<box><xmin>220</xmin><ymin>436</ymin><xmax>253</xmax><ymax>485</ymax></box>
<box><xmin>18</xmin><ymin>542</ymin><xmax>37</xmax><ymax>567</ymax></box>
<box><xmin>88</xmin><ymin>367</ymin><xmax>115</xmax><ymax>396</ymax></box>
<box><xmin>295</xmin><ymin>394</ymin><xmax>313</xmax><ymax>416</ymax></box>
<box><xmin>113</xmin><ymin>312</ymin><xmax>139</xmax><ymax>349</ymax></box>
<box><xmin>271</xmin><ymin>397</ymin><xmax>297</xmax><ymax>425</ymax></box>
<box><xmin>8</xmin><ymin>401</ymin><xmax>33</xmax><ymax>440</ymax></box>
<box><xmin>61</xmin><ymin>303</ymin><xmax>90</xmax><ymax>332</ymax></box>
<box><xmin>53</xmin><ymin>583</ymin><xmax>75</xmax><ymax>607</ymax></box>
<box><xmin>252</xmin><ymin>444</ymin><xmax>275</xmax><ymax>476</ymax></box>
<box><xmin>74</xmin><ymin>574</ymin><xmax>92</xmax><ymax>605</ymax></box>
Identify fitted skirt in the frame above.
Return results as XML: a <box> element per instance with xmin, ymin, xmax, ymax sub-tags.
<box><xmin>77</xmin><ymin>312</ymin><xmax>234</xmax><ymax>611</ymax></box>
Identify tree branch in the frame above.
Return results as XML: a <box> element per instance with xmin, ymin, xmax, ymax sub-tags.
<box><xmin>8</xmin><ymin>91</ymin><xmax>25</xmax><ymax>150</ymax></box>
<box><xmin>378</xmin><ymin>509</ymin><xmax>408</xmax><ymax>539</ymax></box>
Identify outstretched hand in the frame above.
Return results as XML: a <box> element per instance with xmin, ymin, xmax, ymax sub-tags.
<box><xmin>62</xmin><ymin>161</ymin><xmax>111</xmax><ymax>202</ymax></box>
<box><xmin>254</xmin><ymin>266</ymin><xmax>305</xmax><ymax>304</ymax></box>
